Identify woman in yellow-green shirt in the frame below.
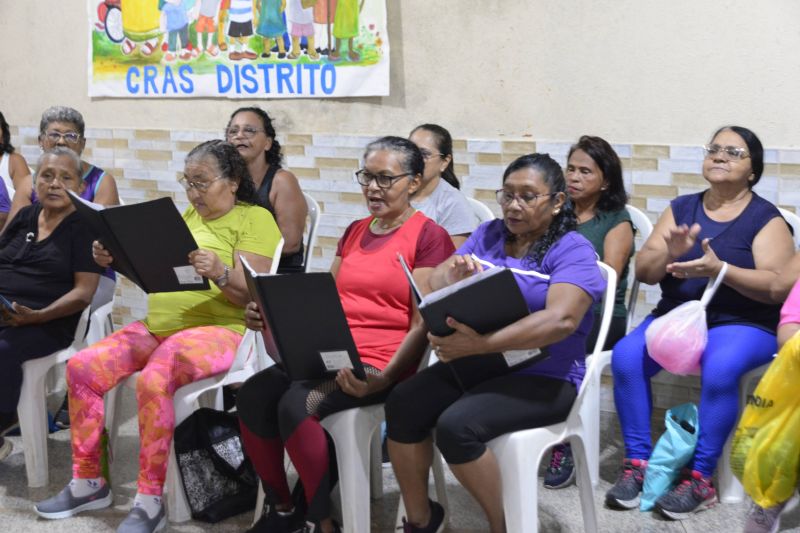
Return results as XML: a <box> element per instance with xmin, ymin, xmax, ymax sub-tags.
<box><xmin>35</xmin><ymin>140</ymin><xmax>281</xmax><ymax>533</ymax></box>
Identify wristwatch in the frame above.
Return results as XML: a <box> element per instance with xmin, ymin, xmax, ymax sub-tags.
<box><xmin>215</xmin><ymin>265</ymin><xmax>230</xmax><ymax>288</ymax></box>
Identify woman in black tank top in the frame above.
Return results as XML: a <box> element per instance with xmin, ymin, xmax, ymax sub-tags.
<box><xmin>226</xmin><ymin>107</ymin><xmax>308</xmax><ymax>272</ymax></box>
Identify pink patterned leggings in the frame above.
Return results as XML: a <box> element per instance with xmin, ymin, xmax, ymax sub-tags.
<box><xmin>67</xmin><ymin>321</ymin><xmax>241</xmax><ymax>495</ymax></box>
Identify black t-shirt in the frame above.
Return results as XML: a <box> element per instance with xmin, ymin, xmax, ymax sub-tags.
<box><xmin>0</xmin><ymin>204</ymin><xmax>103</xmax><ymax>339</ymax></box>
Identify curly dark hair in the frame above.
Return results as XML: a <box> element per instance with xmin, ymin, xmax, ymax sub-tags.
<box><xmin>227</xmin><ymin>107</ymin><xmax>283</xmax><ymax>167</ymax></box>
<box><xmin>363</xmin><ymin>136</ymin><xmax>425</xmax><ymax>178</ymax></box>
<box><xmin>185</xmin><ymin>140</ymin><xmax>258</xmax><ymax>204</ymax></box>
<box><xmin>410</xmin><ymin>123</ymin><xmax>460</xmax><ymax>189</ymax></box>
<box><xmin>0</xmin><ymin>112</ymin><xmax>14</xmax><ymax>154</ymax></box>
<box><xmin>502</xmin><ymin>153</ymin><xmax>577</xmax><ymax>265</ymax></box>
<box><xmin>567</xmin><ymin>135</ymin><xmax>628</xmax><ymax>212</ymax></box>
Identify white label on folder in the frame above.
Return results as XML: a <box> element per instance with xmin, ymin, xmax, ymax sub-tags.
<box><xmin>503</xmin><ymin>348</ymin><xmax>541</xmax><ymax>367</ymax></box>
<box><xmin>173</xmin><ymin>265</ymin><xmax>203</xmax><ymax>285</ymax></box>
<box><xmin>320</xmin><ymin>350</ymin><xmax>354</xmax><ymax>371</ymax></box>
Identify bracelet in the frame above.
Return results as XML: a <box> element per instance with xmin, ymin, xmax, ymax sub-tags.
<box><xmin>214</xmin><ymin>265</ymin><xmax>230</xmax><ymax>288</ymax></box>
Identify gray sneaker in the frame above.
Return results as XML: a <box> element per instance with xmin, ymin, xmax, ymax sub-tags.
<box><xmin>743</xmin><ymin>493</ymin><xmax>799</xmax><ymax>533</ymax></box>
<box><xmin>35</xmin><ymin>481</ymin><xmax>113</xmax><ymax>519</ymax></box>
<box><xmin>116</xmin><ymin>505</ymin><xmax>166</xmax><ymax>533</ymax></box>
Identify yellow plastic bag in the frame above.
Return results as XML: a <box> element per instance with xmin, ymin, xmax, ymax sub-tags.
<box><xmin>730</xmin><ymin>332</ymin><xmax>800</xmax><ymax>508</ymax></box>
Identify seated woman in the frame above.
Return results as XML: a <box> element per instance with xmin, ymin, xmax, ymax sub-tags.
<box><xmin>387</xmin><ymin>153</ymin><xmax>606</xmax><ymax>533</ymax></box>
<box><xmin>545</xmin><ymin>135</ymin><xmax>634</xmax><ymax>489</ymax></box>
<box><xmin>606</xmin><ymin>126</ymin><xmax>795</xmax><ymax>519</ymax></box>
<box><xmin>0</xmin><ymin>111</ymin><xmax>32</xmax><ymax>229</ymax></box>
<box><xmin>0</xmin><ymin>147</ymin><xmax>102</xmax><ymax>460</ymax></box>
<box><xmin>408</xmin><ymin>123</ymin><xmax>477</xmax><ymax>247</ymax></box>
<box><xmin>236</xmin><ymin>137</ymin><xmax>454</xmax><ymax>533</ymax></box>
<box><xmin>226</xmin><ymin>107</ymin><xmax>308</xmax><ymax>272</ymax></box>
<box><xmin>35</xmin><ymin>140</ymin><xmax>280</xmax><ymax>533</ymax></box>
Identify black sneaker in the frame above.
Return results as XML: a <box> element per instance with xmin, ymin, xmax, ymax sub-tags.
<box><xmin>53</xmin><ymin>395</ymin><xmax>70</xmax><ymax>430</ymax></box>
<box><xmin>247</xmin><ymin>502</ymin><xmax>303</xmax><ymax>533</ymax></box>
<box><xmin>655</xmin><ymin>469</ymin><xmax>716</xmax><ymax>520</ymax></box>
<box><xmin>297</xmin><ymin>519</ymin><xmax>341</xmax><ymax>532</ymax></box>
<box><xmin>544</xmin><ymin>443</ymin><xmax>575</xmax><ymax>489</ymax></box>
<box><xmin>400</xmin><ymin>499</ymin><xmax>445</xmax><ymax>533</ymax></box>
<box><xmin>605</xmin><ymin>458</ymin><xmax>647</xmax><ymax>509</ymax></box>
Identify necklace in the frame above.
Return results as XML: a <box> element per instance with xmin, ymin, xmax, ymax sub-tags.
<box><xmin>371</xmin><ymin>206</ymin><xmax>415</xmax><ymax>232</ymax></box>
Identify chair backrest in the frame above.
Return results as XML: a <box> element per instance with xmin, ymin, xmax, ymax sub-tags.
<box><xmin>269</xmin><ymin>237</ymin><xmax>285</xmax><ymax>275</ymax></box>
<box><xmin>467</xmin><ymin>197</ymin><xmax>495</xmax><ymax>225</ymax></box>
<box><xmin>302</xmin><ymin>192</ymin><xmax>321</xmax><ymax>272</ymax></box>
<box><xmin>778</xmin><ymin>206</ymin><xmax>800</xmax><ymax>249</ymax></box>
<box><xmin>592</xmin><ymin>261</ymin><xmax>617</xmax><ymax>357</ymax></box>
<box><xmin>624</xmin><ymin>205</ymin><xmax>654</xmax><ymax>332</ymax></box>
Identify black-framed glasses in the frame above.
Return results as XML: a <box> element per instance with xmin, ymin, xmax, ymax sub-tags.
<box><xmin>703</xmin><ymin>144</ymin><xmax>750</xmax><ymax>161</ymax></box>
<box><xmin>44</xmin><ymin>131</ymin><xmax>81</xmax><ymax>144</ymax></box>
<box><xmin>354</xmin><ymin>169</ymin><xmax>412</xmax><ymax>189</ymax></box>
<box><xmin>178</xmin><ymin>175</ymin><xmax>225</xmax><ymax>193</ymax></box>
<box><xmin>495</xmin><ymin>190</ymin><xmax>556</xmax><ymax>208</ymax></box>
<box><xmin>225</xmin><ymin>126</ymin><xmax>266</xmax><ymax>139</ymax></box>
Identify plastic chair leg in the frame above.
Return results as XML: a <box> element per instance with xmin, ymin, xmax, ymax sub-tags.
<box><xmin>18</xmin><ymin>358</ymin><xmax>52</xmax><ymax>487</ymax></box>
<box><xmin>491</xmin><ymin>433</ymin><xmax>544</xmax><ymax>533</ymax></box>
<box><xmin>571</xmin><ymin>435</ymin><xmax>599</xmax><ymax>533</ymax></box>
<box><xmin>166</xmin><ymin>444</ymin><xmax>192</xmax><ymax>522</ymax></box>
<box><xmin>430</xmin><ymin>448</ymin><xmax>450</xmax><ymax>523</ymax></box>
<box><xmin>369</xmin><ymin>429</ymin><xmax>383</xmax><ymax>500</ymax></box>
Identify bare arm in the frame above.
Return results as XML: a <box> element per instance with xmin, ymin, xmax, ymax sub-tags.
<box><xmin>269</xmin><ymin>169</ymin><xmax>307</xmax><ymax>255</ymax></box>
<box><xmin>93</xmin><ymin>170</ymin><xmax>121</xmax><ymax>206</ymax></box>
<box><xmin>450</xmin><ymin>234</ymin><xmax>468</xmax><ymax>249</ymax></box>
<box><xmin>3</xmin><ymin>272</ymin><xmax>99</xmax><ymax>326</ymax></box>
<box><xmin>602</xmin><ymin>221</ymin><xmax>634</xmax><ymax>281</ymax></box>
<box><xmin>2</xmin><ymin>174</ymin><xmax>33</xmax><ymax>233</ymax></box>
<box><xmin>771</xmin><ymin>251</ymin><xmax>800</xmax><ymax>302</ymax></box>
<box><xmin>9</xmin><ymin>152</ymin><xmax>30</xmax><ymax>189</ymax></box>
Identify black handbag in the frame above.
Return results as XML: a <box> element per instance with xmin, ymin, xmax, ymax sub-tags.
<box><xmin>173</xmin><ymin>407</ymin><xmax>258</xmax><ymax>522</ymax></box>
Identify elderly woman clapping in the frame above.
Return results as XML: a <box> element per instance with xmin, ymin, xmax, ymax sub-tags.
<box><xmin>0</xmin><ymin>147</ymin><xmax>102</xmax><ymax>459</ymax></box>
<box><xmin>35</xmin><ymin>140</ymin><xmax>281</xmax><ymax>533</ymax></box>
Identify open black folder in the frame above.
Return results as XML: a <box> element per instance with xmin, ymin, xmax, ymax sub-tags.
<box><xmin>68</xmin><ymin>191</ymin><xmax>209</xmax><ymax>293</ymax></box>
<box><xmin>241</xmin><ymin>256</ymin><xmax>367</xmax><ymax>381</ymax></box>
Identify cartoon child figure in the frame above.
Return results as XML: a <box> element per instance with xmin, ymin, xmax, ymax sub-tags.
<box><xmin>120</xmin><ymin>0</ymin><xmax>161</xmax><ymax>56</ymax></box>
<box><xmin>329</xmin><ymin>0</ymin><xmax>358</xmax><ymax>61</ymax></box>
<box><xmin>312</xmin><ymin>0</ymin><xmax>335</xmax><ymax>55</ymax></box>
<box><xmin>256</xmin><ymin>0</ymin><xmax>287</xmax><ymax>59</ymax></box>
<box><xmin>286</xmin><ymin>0</ymin><xmax>318</xmax><ymax>60</ymax></box>
<box><xmin>228</xmin><ymin>0</ymin><xmax>257</xmax><ymax>60</ymax></box>
<box><xmin>159</xmin><ymin>0</ymin><xmax>193</xmax><ymax>61</ymax></box>
<box><xmin>196</xmin><ymin>0</ymin><xmax>221</xmax><ymax>56</ymax></box>
<box><xmin>217</xmin><ymin>0</ymin><xmax>230</xmax><ymax>51</ymax></box>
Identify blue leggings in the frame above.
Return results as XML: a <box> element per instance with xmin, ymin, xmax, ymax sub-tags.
<box><xmin>612</xmin><ymin>315</ymin><xmax>776</xmax><ymax>476</ymax></box>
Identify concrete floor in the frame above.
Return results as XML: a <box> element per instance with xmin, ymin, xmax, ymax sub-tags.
<box><xmin>1</xmin><ymin>391</ymin><xmax>799</xmax><ymax>533</ymax></box>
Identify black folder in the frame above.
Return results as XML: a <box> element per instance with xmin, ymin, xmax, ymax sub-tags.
<box><xmin>241</xmin><ymin>257</ymin><xmax>366</xmax><ymax>381</ymax></box>
<box><xmin>68</xmin><ymin>191</ymin><xmax>209</xmax><ymax>293</ymax></box>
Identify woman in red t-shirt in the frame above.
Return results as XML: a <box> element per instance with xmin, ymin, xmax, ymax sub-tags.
<box><xmin>237</xmin><ymin>136</ymin><xmax>454</xmax><ymax>533</ymax></box>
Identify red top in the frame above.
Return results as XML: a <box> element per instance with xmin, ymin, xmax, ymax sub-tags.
<box><xmin>336</xmin><ymin>211</ymin><xmax>454</xmax><ymax>370</ymax></box>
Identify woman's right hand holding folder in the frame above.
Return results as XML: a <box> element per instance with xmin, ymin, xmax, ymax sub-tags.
<box><xmin>92</xmin><ymin>240</ymin><xmax>114</xmax><ymax>268</ymax></box>
<box><xmin>441</xmin><ymin>254</ymin><xmax>484</xmax><ymax>287</ymax></box>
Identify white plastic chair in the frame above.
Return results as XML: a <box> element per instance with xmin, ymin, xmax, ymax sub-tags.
<box><xmin>467</xmin><ymin>196</ymin><xmax>495</xmax><ymax>224</ymax></box>
<box><xmin>17</xmin><ymin>307</ymin><xmax>92</xmax><ymax>487</ymax></box>
<box><xmin>624</xmin><ymin>205</ymin><xmax>653</xmax><ymax>333</ymax></box>
<box><xmin>105</xmin><ymin>238</ymin><xmax>283</xmax><ymax>523</ymax></box>
<box><xmin>302</xmin><ymin>192</ymin><xmax>321</xmax><ymax>273</ymax></box>
<box><xmin>716</xmin><ymin>207</ymin><xmax>800</xmax><ymax>503</ymax></box>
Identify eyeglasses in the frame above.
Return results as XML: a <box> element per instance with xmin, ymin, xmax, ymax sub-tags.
<box><xmin>178</xmin><ymin>175</ymin><xmax>225</xmax><ymax>192</ymax></box>
<box><xmin>44</xmin><ymin>131</ymin><xmax>81</xmax><ymax>144</ymax></box>
<box><xmin>419</xmin><ymin>148</ymin><xmax>443</xmax><ymax>161</ymax></box>
<box><xmin>703</xmin><ymin>144</ymin><xmax>750</xmax><ymax>161</ymax></box>
<box><xmin>495</xmin><ymin>190</ymin><xmax>556</xmax><ymax>208</ymax></box>
<box><xmin>354</xmin><ymin>169</ymin><xmax>412</xmax><ymax>189</ymax></box>
<box><xmin>225</xmin><ymin>126</ymin><xmax>266</xmax><ymax>139</ymax></box>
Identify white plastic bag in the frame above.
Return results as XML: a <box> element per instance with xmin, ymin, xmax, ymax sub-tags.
<box><xmin>645</xmin><ymin>262</ymin><xmax>728</xmax><ymax>375</ymax></box>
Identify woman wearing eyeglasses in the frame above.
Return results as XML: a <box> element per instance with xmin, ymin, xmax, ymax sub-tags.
<box><xmin>387</xmin><ymin>153</ymin><xmax>606</xmax><ymax>533</ymax></box>
<box><xmin>236</xmin><ymin>137</ymin><xmax>454</xmax><ymax>533</ymax></box>
<box><xmin>226</xmin><ymin>107</ymin><xmax>309</xmax><ymax>273</ymax></box>
<box><xmin>606</xmin><ymin>126</ymin><xmax>795</xmax><ymax>520</ymax></box>
<box><xmin>35</xmin><ymin>140</ymin><xmax>281</xmax><ymax>533</ymax></box>
<box><xmin>0</xmin><ymin>147</ymin><xmax>103</xmax><ymax>460</ymax></box>
<box><xmin>408</xmin><ymin>124</ymin><xmax>477</xmax><ymax>248</ymax></box>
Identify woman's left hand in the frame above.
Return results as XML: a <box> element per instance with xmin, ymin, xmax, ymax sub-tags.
<box><xmin>2</xmin><ymin>303</ymin><xmax>42</xmax><ymax>326</ymax></box>
<box><xmin>188</xmin><ymin>249</ymin><xmax>225</xmax><ymax>280</ymax></box>
<box><xmin>666</xmin><ymin>238</ymin><xmax>724</xmax><ymax>279</ymax></box>
<box><xmin>336</xmin><ymin>368</ymin><xmax>390</xmax><ymax>398</ymax></box>
<box><xmin>428</xmin><ymin>317</ymin><xmax>487</xmax><ymax>362</ymax></box>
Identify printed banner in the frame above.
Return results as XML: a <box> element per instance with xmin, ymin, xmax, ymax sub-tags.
<box><xmin>88</xmin><ymin>0</ymin><xmax>389</xmax><ymax>98</ymax></box>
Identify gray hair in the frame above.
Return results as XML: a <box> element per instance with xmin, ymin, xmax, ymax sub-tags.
<box><xmin>35</xmin><ymin>146</ymin><xmax>82</xmax><ymax>178</ymax></box>
<box><xmin>39</xmin><ymin>106</ymin><xmax>85</xmax><ymax>137</ymax></box>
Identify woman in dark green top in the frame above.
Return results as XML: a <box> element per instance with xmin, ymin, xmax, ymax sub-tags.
<box><xmin>545</xmin><ymin>135</ymin><xmax>634</xmax><ymax>490</ymax></box>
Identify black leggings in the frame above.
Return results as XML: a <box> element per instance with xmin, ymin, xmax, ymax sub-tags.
<box><xmin>385</xmin><ymin>354</ymin><xmax>577</xmax><ymax>464</ymax></box>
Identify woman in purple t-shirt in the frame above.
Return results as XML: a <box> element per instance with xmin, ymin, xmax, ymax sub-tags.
<box><xmin>386</xmin><ymin>153</ymin><xmax>606</xmax><ymax>533</ymax></box>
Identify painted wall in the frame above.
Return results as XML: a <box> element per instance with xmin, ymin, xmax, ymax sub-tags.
<box><xmin>2</xmin><ymin>1</ymin><xmax>800</xmax><ymax>146</ymax></box>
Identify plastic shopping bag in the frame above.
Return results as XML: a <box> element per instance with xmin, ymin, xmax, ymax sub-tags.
<box><xmin>730</xmin><ymin>332</ymin><xmax>800</xmax><ymax>508</ymax></box>
<box><xmin>646</xmin><ymin>263</ymin><xmax>728</xmax><ymax>375</ymax></box>
<box><xmin>640</xmin><ymin>402</ymin><xmax>699</xmax><ymax>511</ymax></box>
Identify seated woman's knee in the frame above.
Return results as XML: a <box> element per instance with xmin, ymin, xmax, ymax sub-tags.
<box><xmin>435</xmin><ymin>405</ymin><xmax>484</xmax><ymax>465</ymax></box>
